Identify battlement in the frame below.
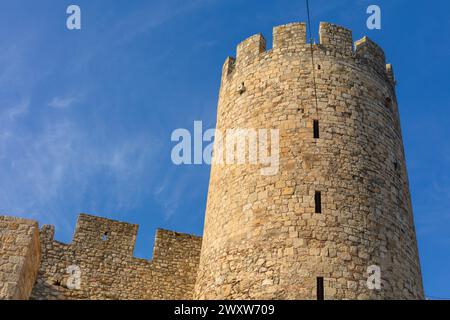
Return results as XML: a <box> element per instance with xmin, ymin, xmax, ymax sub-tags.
<box><xmin>273</xmin><ymin>22</ymin><xmax>306</xmax><ymax>50</ymax></box>
<box><xmin>38</xmin><ymin>213</ymin><xmax>202</xmax><ymax>261</ymax></box>
<box><xmin>222</xmin><ymin>22</ymin><xmax>393</xmax><ymax>85</ymax></box>
<box><xmin>386</xmin><ymin>64</ymin><xmax>396</xmax><ymax>85</ymax></box>
<box><xmin>354</xmin><ymin>36</ymin><xmax>387</xmax><ymax>79</ymax></box>
<box><xmin>152</xmin><ymin>229</ymin><xmax>203</xmax><ymax>275</ymax></box>
<box><xmin>319</xmin><ymin>22</ymin><xmax>353</xmax><ymax>55</ymax></box>
<box><xmin>71</xmin><ymin>213</ymin><xmax>138</xmax><ymax>256</ymax></box>
<box><xmin>0</xmin><ymin>213</ymin><xmax>203</xmax><ymax>300</ymax></box>
<box><xmin>236</xmin><ymin>33</ymin><xmax>266</xmax><ymax>64</ymax></box>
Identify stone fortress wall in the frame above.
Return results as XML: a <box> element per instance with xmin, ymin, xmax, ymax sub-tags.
<box><xmin>194</xmin><ymin>22</ymin><xmax>424</xmax><ymax>300</ymax></box>
<box><xmin>0</xmin><ymin>214</ymin><xmax>202</xmax><ymax>300</ymax></box>
<box><xmin>0</xmin><ymin>22</ymin><xmax>424</xmax><ymax>300</ymax></box>
<box><xmin>0</xmin><ymin>217</ymin><xmax>40</xmax><ymax>299</ymax></box>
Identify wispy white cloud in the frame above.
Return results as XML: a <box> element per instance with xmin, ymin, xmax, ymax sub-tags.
<box><xmin>0</xmin><ymin>107</ymin><xmax>162</xmax><ymax>229</ymax></box>
<box><xmin>71</xmin><ymin>0</ymin><xmax>214</xmax><ymax>70</ymax></box>
<box><xmin>47</xmin><ymin>96</ymin><xmax>78</xmax><ymax>109</ymax></box>
<box><xmin>112</xmin><ymin>0</ymin><xmax>212</xmax><ymax>45</ymax></box>
<box><xmin>153</xmin><ymin>165</ymin><xmax>207</xmax><ymax>221</ymax></box>
<box><xmin>0</xmin><ymin>43</ymin><xmax>28</xmax><ymax>88</ymax></box>
<box><xmin>3</xmin><ymin>99</ymin><xmax>30</xmax><ymax>121</ymax></box>
<box><xmin>0</xmin><ymin>0</ymin><xmax>216</xmax><ymax>234</ymax></box>
<box><xmin>153</xmin><ymin>168</ymin><xmax>182</xmax><ymax>220</ymax></box>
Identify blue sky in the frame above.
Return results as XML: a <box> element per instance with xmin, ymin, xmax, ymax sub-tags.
<box><xmin>0</xmin><ymin>0</ymin><xmax>449</xmax><ymax>299</ymax></box>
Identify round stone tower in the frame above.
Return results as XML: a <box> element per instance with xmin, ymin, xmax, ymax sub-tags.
<box><xmin>194</xmin><ymin>22</ymin><xmax>424</xmax><ymax>300</ymax></box>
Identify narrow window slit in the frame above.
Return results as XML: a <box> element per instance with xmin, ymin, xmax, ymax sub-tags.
<box><xmin>313</xmin><ymin>120</ymin><xmax>320</xmax><ymax>139</ymax></box>
<box><xmin>317</xmin><ymin>277</ymin><xmax>324</xmax><ymax>300</ymax></box>
<box><xmin>385</xmin><ymin>97</ymin><xmax>392</xmax><ymax>109</ymax></box>
<box><xmin>315</xmin><ymin>191</ymin><xmax>322</xmax><ymax>214</ymax></box>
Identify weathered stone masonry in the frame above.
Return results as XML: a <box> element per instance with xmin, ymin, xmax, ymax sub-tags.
<box><xmin>0</xmin><ymin>22</ymin><xmax>424</xmax><ymax>300</ymax></box>
<box><xmin>195</xmin><ymin>21</ymin><xmax>424</xmax><ymax>300</ymax></box>
<box><xmin>0</xmin><ymin>217</ymin><xmax>40</xmax><ymax>300</ymax></box>
<box><xmin>29</xmin><ymin>214</ymin><xmax>202</xmax><ymax>300</ymax></box>
<box><xmin>0</xmin><ymin>214</ymin><xmax>202</xmax><ymax>300</ymax></box>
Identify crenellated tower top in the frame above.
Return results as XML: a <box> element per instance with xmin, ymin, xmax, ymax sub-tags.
<box><xmin>221</xmin><ymin>22</ymin><xmax>394</xmax><ymax>87</ymax></box>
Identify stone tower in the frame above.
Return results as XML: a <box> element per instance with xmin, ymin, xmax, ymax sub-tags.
<box><xmin>194</xmin><ymin>22</ymin><xmax>424</xmax><ymax>300</ymax></box>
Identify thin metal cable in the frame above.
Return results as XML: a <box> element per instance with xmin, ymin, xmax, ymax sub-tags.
<box><xmin>306</xmin><ymin>0</ymin><xmax>319</xmax><ymax>117</ymax></box>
